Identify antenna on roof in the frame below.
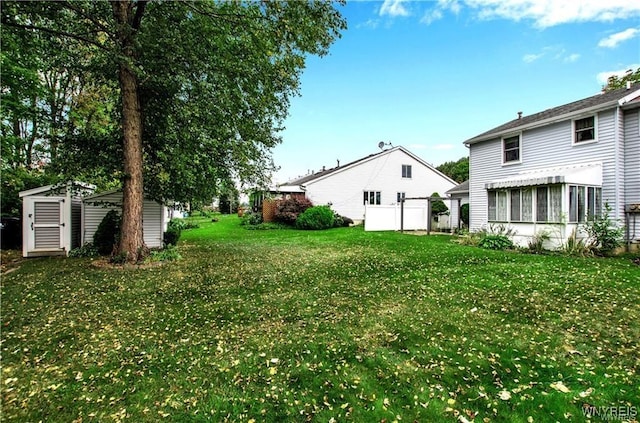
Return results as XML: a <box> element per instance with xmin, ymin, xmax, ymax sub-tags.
<box><xmin>378</xmin><ymin>141</ymin><xmax>393</xmax><ymax>150</ymax></box>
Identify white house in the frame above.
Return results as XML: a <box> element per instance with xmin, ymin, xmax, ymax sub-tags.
<box><xmin>464</xmin><ymin>83</ymin><xmax>640</xmax><ymax>249</ymax></box>
<box><xmin>19</xmin><ymin>182</ymin><xmax>96</xmax><ymax>257</ymax></box>
<box><xmin>275</xmin><ymin>145</ymin><xmax>457</xmax><ymax>223</ymax></box>
<box><xmin>82</xmin><ymin>190</ymin><xmax>169</xmax><ymax>249</ymax></box>
<box><xmin>446</xmin><ymin>180</ymin><xmax>469</xmax><ymax>228</ymax></box>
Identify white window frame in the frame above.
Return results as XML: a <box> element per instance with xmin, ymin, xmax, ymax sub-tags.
<box><xmin>572</xmin><ymin>115</ymin><xmax>597</xmax><ymax>145</ymax></box>
<box><xmin>401</xmin><ymin>164</ymin><xmax>412</xmax><ymax>179</ymax></box>
<box><xmin>363</xmin><ymin>191</ymin><xmax>381</xmax><ymax>205</ymax></box>
<box><xmin>502</xmin><ymin>134</ymin><xmax>521</xmax><ymax>165</ymax></box>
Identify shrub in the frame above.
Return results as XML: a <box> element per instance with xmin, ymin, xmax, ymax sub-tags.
<box><xmin>582</xmin><ymin>204</ymin><xmax>623</xmax><ymax>256</ymax></box>
<box><xmin>562</xmin><ymin>228</ymin><xmax>593</xmax><ymax>257</ymax></box>
<box><xmin>240</xmin><ymin>211</ymin><xmax>263</xmax><ymax>227</ymax></box>
<box><xmin>275</xmin><ymin>197</ymin><xmax>313</xmax><ymax>225</ymax></box>
<box><xmin>147</xmin><ymin>245</ymin><xmax>182</xmax><ymax>262</ymax></box>
<box><xmin>296</xmin><ymin>206</ymin><xmax>335</xmax><ymax>230</ymax></box>
<box><xmin>528</xmin><ymin>230</ymin><xmax>551</xmax><ymax>254</ymax></box>
<box><xmin>430</xmin><ymin>192</ymin><xmax>448</xmax><ymax>216</ymax></box>
<box><xmin>69</xmin><ymin>243</ymin><xmax>99</xmax><ymax>258</ymax></box>
<box><xmin>93</xmin><ymin>210</ymin><xmax>121</xmax><ymax>255</ymax></box>
<box><xmin>479</xmin><ymin>234</ymin><xmax>514</xmax><ymax>250</ymax></box>
<box><xmin>163</xmin><ymin>219</ymin><xmax>184</xmax><ymax>246</ymax></box>
<box><xmin>460</xmin><ymin>203</ymin><xmax>470</xmax><ymax>226</ymax></box>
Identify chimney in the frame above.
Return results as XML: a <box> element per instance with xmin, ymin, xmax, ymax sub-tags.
<box><xmin>322</xmin><ymin>166</ymin><xmax>325</xmax><ymax>171</ymax></box>
<box><xmin>517</xmin><ymin>111</ymin><xmax>523</xmax><ymax>120</ymax></box>
<box><xmin>337</xmin><ymin>159</ymin><xmax>340</xmax><ymax>167</ymax></box>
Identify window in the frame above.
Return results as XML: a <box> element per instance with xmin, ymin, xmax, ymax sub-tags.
<box><xmin>510</xmin><ymin>189</ymin><xmax>521</xmax><ymax>222</ymax></box>
<box><xmin>397</xmin><ymin>192</ymin><xmax>405</xmax><ymax>203</ymax></box>
<box><xmin>488</xmin><ymin>190</ymin><xmax>508</xmax><ymax>221</ymax></box>
<box><xmin>503</xmin><ymin>135</ymin><xmax>520</xmax><ymax>163</ymax></box>
<box><xmin>488</xmin><ymin>191</ymin><xmax>497</xmax><ymax>221</ymax></box>
<box><xmin>522</xmin><ymin>189</ymin><xmax>533</xmax><ymax>222</ymax></box>
<box><xmin>574</xmin><ymin>116</ymin><xmax>596</xmax><ymax>143</ymax></box>
<box><xmin>364</xmin><ymin>191</ymin><xmax>381</xmax><ymax>205</ymax></box>
<box><xmin>536</xmin><ymin>186</ymin><xmax>562</xmax><ymax>222</ymax></box>
<box><xmin>570</xmin><ymin>185</ymin><xmax>601</xmax><ymax>222</ymax></box>
<box><xmin>402</xmin><ymin>165</ymin><xmax>412</xmax><ymax>178</ymax></box>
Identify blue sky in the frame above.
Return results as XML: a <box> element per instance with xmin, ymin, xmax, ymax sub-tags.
<box><xmin>271</xmin><ymin>0</ymin><xmax>640</xmax><ymax>184</ymax></box>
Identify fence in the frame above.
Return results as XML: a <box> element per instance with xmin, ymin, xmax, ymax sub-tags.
<box><xmin>364</xmin><ymin>199</ymin><xmax>460</xmax><ymax>232</ymax></box>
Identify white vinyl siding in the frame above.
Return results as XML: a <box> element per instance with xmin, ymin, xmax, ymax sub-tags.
<box><xmin>303</xmin><ymin>148</ymin><xmax>456</xmax><ymax>221</ymax></box>
<box><xmin>623</xmin><ymin>109</ymin><xmax>640</xmax><ymax>241</ymax></box>
<box><xmin>83</xmin><ymin>191</ymin><xmax>166</xmax><ymax>248</ymax></box>
<box><xmin>469</xmin><ymin>108</ymin><xmax>621</xmax><ymax>232</ymax></box>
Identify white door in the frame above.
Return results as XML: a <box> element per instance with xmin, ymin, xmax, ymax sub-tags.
<box><xmin>26</xmin><ymin>198</ymin><xmax>65</xmax><ymax>252</ymax></box>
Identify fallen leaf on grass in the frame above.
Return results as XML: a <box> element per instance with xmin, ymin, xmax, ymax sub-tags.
<box><xmin>550</xmin><ymin>382</ymin><xmax>570</xmax><ymax>393</ymax></box>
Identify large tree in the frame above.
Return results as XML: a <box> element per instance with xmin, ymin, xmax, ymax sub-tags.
<box><xmin>3</xmin><ymin>1</ymin><xmax>346</xmax><ymax>262</ymax></box>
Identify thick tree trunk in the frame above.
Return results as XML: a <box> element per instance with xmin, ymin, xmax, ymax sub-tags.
<box><xmin>112</xmin><ymin>1</ymin><xmax>147</xmax><ymax>262</ymax></box>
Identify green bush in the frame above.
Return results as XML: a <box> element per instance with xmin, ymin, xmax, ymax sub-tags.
<box><xmin>583</xmin><ymin>204</ymin><xmax>623</xmax><ymax>255</ymax></box>
<box><xmin>275</xmin><ymin>197</ymin><xmax>313</xmax><ymax>225</ymax></box>
<box><xmin>479</xmin><ymin>234</ymin><xmax>514</xmax><ymax>250</ymax></box>
<box><xmin>460</xmin><ymin>203</ymin><xmax>470</xmax><ymax>226</ymax></box>
<box><xmin>163</xmin><ymin>219</ymin><xmax>184</xmax><ymax>246</ymax></box>
<box><xmin>147</xmin><ymin>245</ymin><xmax>182</xmax><ymax>262</ymax></box>
<box><xmin>68</xmin><ymin>243</ymin><xmax>99</xmax><ymax>258</ymax></box>
<box><xmin>295</xmin><ymin>206</ymin><xmax>335</xmax><ymax>230</ymax></box>
<box><xmin>240</xmin><ymin>211</ymin><xmax>263</xmax><ymax>227</ymax></box>
<box><xmin>93</xmin><ymin>210</ymin><xmax>121</xmax><ymax>255</ymax></box>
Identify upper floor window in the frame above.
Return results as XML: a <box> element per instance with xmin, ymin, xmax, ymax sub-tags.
<box><xmin>503</xmin><ymin>135</ymin><xmax>520</xmax><ymax>164</ymax></box>
<box><xmin>402</xmin><ymin>165</ymin><xmax>412</xmax><ymax>178</ymax></box>
<box><xmin>573</xmin><ymin>116</ymin><xmax>596</xmax><ymax>144</ymax></box>
<box><xmin>397</xmin><ymin>192</ymin><xmax>406</xmax><ymax>203</ymax></box>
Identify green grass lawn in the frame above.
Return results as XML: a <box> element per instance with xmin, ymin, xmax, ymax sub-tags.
<box><xmin>2</xmin><ymin>215</ymin><xmax>639</xmax><ymax>422</ymax></box>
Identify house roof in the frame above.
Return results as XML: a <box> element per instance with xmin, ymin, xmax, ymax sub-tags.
<box><xmin>446</xmin><ymin>180</ymin><xmax>469</xmax><ymax>195</ymax></box>
<box><xmin>281</xmin><ymin>145</ymin><xmax>456</xmax><ymax>188</ymax></box>
<box><xmin>464</xmin><ymin>83</ymin><xmax>640</xmax><ymax>146</ymax></box>
<box><xmin>19</xmin><ymin>181</ymin><xmax>96</xmax><ymax>198</ymax></box>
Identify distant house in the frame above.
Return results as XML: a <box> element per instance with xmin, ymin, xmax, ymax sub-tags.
<box><xmin>464</xmin><ymin>83</ymin><xmax>640</xmax><ymax>248</ymax></box>
<box><xmin>274</xmin><ymin>145</ymin><xmax>457</xmax><ymax>223</ymax></box>
<box><xmin>446</xmin><ymin>180</ymin><xmax>469</xmax><ymax>227</ymax></box>
<box><xmin>82</xmin><ymin>190</ymin><xmax>169</xmax><ymax>249</ymax></box>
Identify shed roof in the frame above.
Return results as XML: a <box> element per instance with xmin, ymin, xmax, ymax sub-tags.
<box><xmin>464</xmin><ymin>83</ymin><xmax>640</xmax><ymax>146</ymax></box>
<box><xmin>19</xmin><ymin>181</ymin><xmax>95</xmax><ymax>198</ymax></box>
<box><xmin>446</xmin><ymin>180</ymin><xmax>469</xmax><ymax>195</ymax></box>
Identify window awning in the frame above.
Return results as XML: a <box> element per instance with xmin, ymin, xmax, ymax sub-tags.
<box><xmin>485</xmin><ymin>162</ymin><xmax>602</xmax><ymax>190</ymax></box>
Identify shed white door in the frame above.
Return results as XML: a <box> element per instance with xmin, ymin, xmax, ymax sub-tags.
<box><xmin>26</xmin><ymin>199</ymin><xmax>65</xmax><ymax>251</ymax></box>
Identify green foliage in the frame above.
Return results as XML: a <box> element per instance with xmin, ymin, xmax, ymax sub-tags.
<box><xmin>295</xmin><ymin>205</ymin><xmax>335</xmax><ymax>230</ymax></box>
<box><xmin>562</xmin><ymin>229</ymin><xmax>593</xmax><ymax>257</ymax></box>
<box><xmin>275</xmin><ymin>197</ymin><xmax>314</xmax><ymax>225</ymax></box>
<box><xmin>460</xmin><ymin>203</ymin><xmax>470</xmax><ymax>226</ymax></box>
<box><xmin>147</xmin><ymin>245</ymin><xmax>181</xmax><ymax>262</ymax></box>
<box><xmin>436</xmin><ymin>157</ymin><xmax>469</xmax><ymax>183</ymax></box>
<box><xmin>582</xmin><ymin>204</ymin><xmax>624</xmax><ymax>255</ymax></box>
<box><xmin>527</xmin><ymin>230</ymin><xmax>551</xmax><ymax>254</ymax></box>
<box><xmin>453</xmin><ymin>229</ymin><xmax>483</xmax><ymax>246</ymax></box>
<box><xmin>163</xmin><ymin>219</ymin><xmax>185</xmax><ymax>246</ymax></box>
<box><xmin>93</xmin><ymin>210</ymin><xmax>121</xmax><ymax>255</ymax></box>
<box><xmin>1</xmin><ymin>167</ymin><xmax>60</xmax><ymax>216</ymax></box>
<box><xmin>429</xmin><ymin>192</ymin><xmax>448</xmax><ymax>216</ymax></box>
<box><xmin>240</xmin><ymin>211</ymin><xmax>263</xmax><ymax>227</ymax></box>
<box><xmin>479</xmin><ymin>234</ymin><xmax>514</xmax><ymax>250</ymax></box>
<box><xmin>109</xmin><ymin>251</ymin><xmax>128</xmax><ymax>265</ymax></box>
<box><xmin>244</xmin><ymin>222</ymin><xmax>288</xmax><ymax>231</ymax></box>
<box><xmin>603</xmin><ymin>67</ymin><xmax>640</xmax><ymax>91</ymax></box>
<box><xmin>68</xmin><ymin>243</ymin><xmax>99</xmax><ymax>258</ymax></box>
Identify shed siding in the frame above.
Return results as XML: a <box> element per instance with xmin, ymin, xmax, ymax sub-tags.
<box><xmin>83</xmin><ymin>192</ymin><xmax>165</xmax><ymax>248</ymax></box>
<box><xmin>71</xmin><ymin>198</ymin><xmax>82</xmax><ymax>249</ymax></box>
<box><xmin>469</xmin><ymin>108</ymin><xmax>623</xmax><ymax>231</ymax></box>
<box><xmin>304</xmin><ymin>149</ymin><xmax>456</xmax><ymax>221</ymax></box>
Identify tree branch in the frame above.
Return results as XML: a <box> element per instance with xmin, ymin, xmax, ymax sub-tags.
<box><xmin>131</xmin><ymin>0</ymin><xmax>148</xmax><ymax>31</ymax></box>
<box><xmin>1</xmin><ymin>19</ymin><xmax>112</xmax><ymax>53</ymax></box>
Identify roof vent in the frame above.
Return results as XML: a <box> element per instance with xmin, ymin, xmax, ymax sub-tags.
<box><xmin>517</xmin><ymin>111</ymin><xmax>523</xmax><ymax>119</ymax></box>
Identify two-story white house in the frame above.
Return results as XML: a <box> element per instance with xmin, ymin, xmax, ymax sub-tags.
<box><xmin>273</xmin><ymin>146</ymin><xmax>457</xmax><ymax>223</ymax></box>
<box><xmin>464</xmin><ymin>83</ymin><xmax>640</xmax><ymax>249</ymax></box>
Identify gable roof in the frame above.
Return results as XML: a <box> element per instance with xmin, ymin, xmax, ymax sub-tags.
<box><xmin>464</xmin><ymin>83</ymin><xmax>640</xmax><ymax>146</ymax></box>
<box><xmin>446</xmin><ymin>180</ymin><xmax>469</xmax><ymax>195</ymax></box>
<box><xmin>282</xmin><ymin>146</ymin><xmax>456</xmax><ymax>187</ymax></box>
<box><xmin>19</xmin><ymin>181</ymin><xmax>95</xmax><ymax>198</ymax></box>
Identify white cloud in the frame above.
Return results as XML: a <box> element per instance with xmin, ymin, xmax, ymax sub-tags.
<box><xmin>422</xmin><ymin>0</ymin><xmax>640</xmax><ymax>28</ymax></box>
<box><xmin>598</xmin><ymin>28</ymin><xmax>640</xmax><ymax>48</ymax></box>
<box><xmin>597</xmin><ymin>64</ymin><xmax>640</xmax><ymax>85</ymax></box>
<box><xmin>380</xmin><ymin>0</ymin><xmax>410</xmax><ymax>17</ymax></box>
<box><xmin>564</xmin><ymin>53</ymin><xmax>580</xmax><ymax>63</ymax></box>
<box><xmin>421</xmin><ymin>9</ymin><xmax>443</xmax><ymax>25</ymax></box>
<box><xmin>523</xmin><ymin>53</ymin><xmax>543</xmax><ymax>63</ymax></box>
<box><xmin>357</xmin><ymin>19</ymin><xmax>380</xmax><ymax>30</ymax></box>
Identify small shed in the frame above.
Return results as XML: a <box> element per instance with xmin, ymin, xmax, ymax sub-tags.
<box><xmin>82</xmin><ymin>190</ymin><xmax>169</xmax><ymax>248</ymax></box>
<box><xmin>19</xmin><ymin>182</ymin><xmax>96</xmax><ymax>258</ymax></box>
